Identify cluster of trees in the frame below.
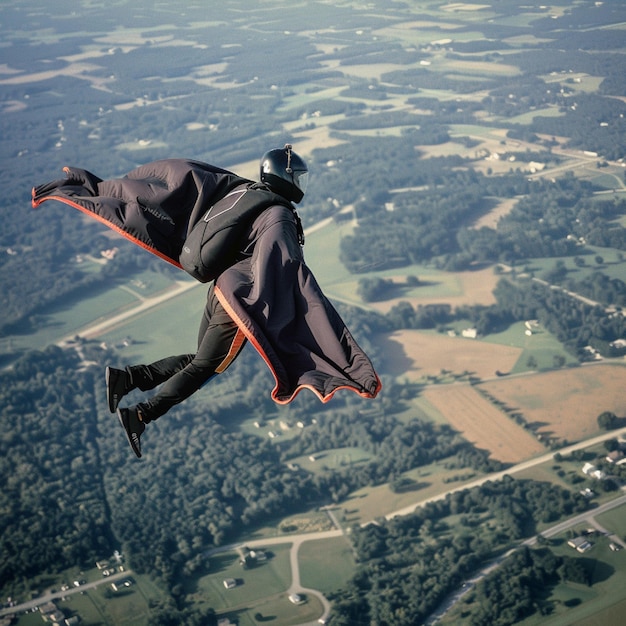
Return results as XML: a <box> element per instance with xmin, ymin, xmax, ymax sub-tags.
<box><xmin>340</xmin><ymin>167</ymin><xmax>626</xmax><ymax>274</ymax></box>
<box><xmin>459</xmin><ymin>546</ymin><xmax>591</xmax><ymax>625</ymax></box>
<box><xmin>329</xmin><ymin>475</ymin><xmax>589</xmax><ymax>625</ymax></box>
<box><xmin>0</xmin><ymin>346</ymin><xmax>113</xmax><ymax>594</ymax></box>
<box><xmin>492</xmin><ymin>279</ymin><xmax>626</xmax><ymax>358</ymax></box>
<box><xmin>566</xmin><ymin>271</ymin><xmax>626</xmax><ymax>309</ymax></box>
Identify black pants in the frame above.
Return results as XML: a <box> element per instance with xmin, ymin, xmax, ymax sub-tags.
<box><xmin>129</xmin><ymin>286</ymin><xmax>246</xmax><ymax>421</ymax></box>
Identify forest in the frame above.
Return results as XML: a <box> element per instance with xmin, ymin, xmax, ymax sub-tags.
<box><xmin>0</xmin><ymin>341</ymin><xmax>500</xmax><ymax>600</ymax></box>
<box><xmin>329</xmin><ymin>476</ymin><xmax>590</xmax><ymax>626</ymax></box>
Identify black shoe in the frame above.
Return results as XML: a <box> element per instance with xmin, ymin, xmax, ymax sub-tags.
<box><xmin>106</xmin><ymin>366</ymin><xmax>131</xmax><ymax>413</ymax></box>
<box><xmin>117</xmin><ymin>407</ymin><xmax>145</xmax><ymax>458</ymax></box>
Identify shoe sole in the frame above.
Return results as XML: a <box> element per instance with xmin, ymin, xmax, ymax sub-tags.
<box><xmin>106</xmin><ymin>366</ymin><xmax>122</xmax><ymax>413</ymax></box>
<box><xmin>117</xmin><ymin>409</ymin><xmax>142</xmax><ymax>459</ymax></box>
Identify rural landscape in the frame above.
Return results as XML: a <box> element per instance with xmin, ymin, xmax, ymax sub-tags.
<box><xmin>1</xmin><ymin>0</ymin><xmax>625</xmax><ymax>625</ymax></box>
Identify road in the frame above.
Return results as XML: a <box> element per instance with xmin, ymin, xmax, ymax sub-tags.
<box><xmin>204</xmin><ymin>529</ymin><xmax>344</xmax><ymax>626</ymax></box>
<box><xmin>425</xmin><ymin>491</ymin><xmax>626</xmax><ymax>625</ymax></box>
<box><xmin>57</xmin><ymin>279</ymin><xmax>199</xmax><ymax>346</ymax></box>
<box><xmin>197</xmin><ymin>427</ymin><xmax>626</xmax><ymax>626</ymax></box>
<box><xmin>387</xmin><ymin>426</ymin><xmax>626</xmax><ymax>519</ymax></box>
<box><xmin>0</xmin><ymin>569</ymin><xmax>131</xmax><ymax>618</ymax></box>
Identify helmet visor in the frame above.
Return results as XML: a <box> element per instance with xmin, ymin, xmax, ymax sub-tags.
<box><xmin>293</xmin><ymin>169</ymin><xmax>308</xmax><ymax>195</ymax></box>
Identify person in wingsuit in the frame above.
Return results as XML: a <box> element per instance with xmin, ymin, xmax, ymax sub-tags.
<box><xmin>32</xmin><ymin>145</ymin><xmax>381</xmax><ymax>458</ymax></box>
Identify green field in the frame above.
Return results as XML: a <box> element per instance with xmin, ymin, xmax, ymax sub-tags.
<box><xmin>299</xmin><ymin>535</ymin><xmax>357</xmax><ymax>594</ymax></box>
<box><xmin>99</xmin><ymin>285</ymin><xmax>205</xmax><ymax>365</ymax></box>
<box><xmin>596</xmin><ymin>503</ymin><xmax>626</xmax><ymax>540</ymax></box>
<box><xmin>442</xmin><ymin>528</ymin><xmax>626</xmax><ymax>626</ymax></box>
<box><xmin>290</xmin><ymin>446</ymin><xmax>374</xmax><ymax>475</ymax></box>
<box><xmin>522</xmin><ymin>247</ymin><xmax>626</xmax><ymax>284</ymax></box>
<box><xmin>189</xmin><ymin>544</ymin><xmax>324</xmax><ymax>626</ymax></box>
<box><xmin>485</xmin><ymin>321</ymin><xmax>578</xmax><ymax>373</ymax></box>
<box><xmin>520</xmin><ymin>535</ymin><xmax>626</xmax><ymax>626</ymax></box>
<box><xmin>13</xmin><ymin>570</ymin><xmax>164</xmax><ymax>626</ymax></box>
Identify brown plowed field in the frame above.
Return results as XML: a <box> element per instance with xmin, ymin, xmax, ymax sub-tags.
<box><xmin>379</xmin><ymin>329</ymin><xmax>521</xmax><ymax>380</ymax></box>
<box><xmin>480</xmin><ymin>364</ymin><xmax>626</xmax><ymax>443</ymax></box>
<box><xmin>423</xmin><ymin>384</ymin><xmax>545</xmax><ymax>464</ymax></box>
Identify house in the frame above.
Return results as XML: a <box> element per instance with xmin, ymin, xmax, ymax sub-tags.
<box><xmin>240</xmin><ymin>547</ymin><xmax>268</xmax><ymax>568</ymax></box>
<box><xmin>289</xmin><ymin>593</ymin><xmax>305</xmax><ymax>605</ymax></box>
<box><xmin>39</xmin><ymin>605</ymin><xmax>66</xmax><ymax>623</ymax></box>
<box><xmin>223</xmin><ymin>578</ymin><xmax>237</xmax><ymax>589</ymax></box>
<box><xmin>567</xmin><ymin>536</ymin><xmax>593</xmax><ymax>553</ymax></box>
<box><xmin>606</xmin><ymin>450</ymin><xmax>625</xmax><ymax>464</ymax></box>
<box><xmin>39</xmin><ymin>602</ymin><xmax>57</xmax><ymax>615</ymax></box>
<box><xmin>582</xmin><ymin>463</ymin><xmax>606</xmax><ymax>480</ymax></box>
<box><xmin>50</xmin><ymin>611</ymin><xmax>67</xmax><ymax>624</ymax></box>
<box><xmin>111</xmin><ymin>579</ymin><xmax>133</xmax><ymax>592</ymax></box>
<box><xmin>248</xmin><ymin>549</ymin><xmax>267</xmax><ymax>562</ymax></box>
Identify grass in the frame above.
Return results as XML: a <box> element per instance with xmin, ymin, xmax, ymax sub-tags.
<box><xmin>595</xmin><ymin>503</ymin><xmax>626</xmax><ymax>539</ymax></box>
<box><xmin>9</xmin><ymin>282</ymin><xmax>137</xmax><ymax>351</ymax></box>
<box><xmin>99</xmin><ymin>283</ymin><xmax>205</xmax><ymax>365</ymax></box>
<box><xmin>289</xmin><ymin>446</ymin><xmax>374</xmax><ymax>475</ymax></box>
<box><xmin>232</xmin><ymin>510</ymin><xmax>335</xmax><ymax>543</ymax></box>
<box><xmin>13</xmin><ymin>569</ymin><xmax>164</xmax><ymax>626</ymax></box>
<box><xmin>189</xmin><ymin>544</ymin><xmax>324</xmax><ymax>625</ymax></box>
<box><xmin>337</xmin><ymin>459</ymin><xmax>485</xmax><ymax>525</ymax></box>
<box><xmin>482</xmin><ymin>321</ymin><xmax>577</xmax><ymax>373</ymax></box>
<box><xmin>304</xmin><ymin>219</ymin><xmax>357</xmax><ymax>285</ymax></box>
<box><xmin>299</xmin><ymin>536</ymin><xmax>357</xmax><ymax>594</ymax></box>
<box><xmin>5</xmin><ymin>268</ymin><xmax>196</xmax><ymax>359</ymax></box>
<box><xmin>506</xmin><ymin>106</ymin><xmax>565</xmax><ymax>125</ymax></box>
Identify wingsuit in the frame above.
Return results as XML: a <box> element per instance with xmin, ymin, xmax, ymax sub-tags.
<box><xmin>32</xmin><ymin>146</ymin><xmax>381</xmax><ymax>457</ymax></box>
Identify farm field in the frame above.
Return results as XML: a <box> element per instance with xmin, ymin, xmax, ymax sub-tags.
<box><xmin>368</xmin><ymin>266</ymin><xmax>500</xmax><ymax>311</ymax></box>
<box><xmin>479</xmin><ymin>364</ymin><xmax>626</xmax><ymax>443</ymax></box>
<box><xmin>422</xmin><ymin>384</ymin><xmax>546</xmax><ymax>463</ymax></box>
<box><xmin>379</xmin><ymin>328</ymin><xmax>522</xmax><ymax>381</ymax></box>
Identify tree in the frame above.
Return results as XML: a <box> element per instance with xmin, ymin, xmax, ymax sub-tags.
<box><xmin>597</xmin><ymin>411</ymin><xmax>618</xmax><ymax>430</ymax></box>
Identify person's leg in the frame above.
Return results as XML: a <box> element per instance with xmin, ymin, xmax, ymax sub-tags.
<box><xmin>116</xmin><ymin>288</ymin><xmax>246</xmax><ymax>457</ymax></box>
<box><xmin>106</xmin><ymin>355</ymin><xmax>194</xmax><ymax>413</ymax></box>
<box><xmin>107</xmin><ymin>287</ymin><xmax>219</xmax><ymax>412</ymax></box>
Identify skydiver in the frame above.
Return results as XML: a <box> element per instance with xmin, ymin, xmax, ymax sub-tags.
<box><xmin>98</xmin><ymin>146</ymin><xmax>381</xmax><ymax>457</ymax></box>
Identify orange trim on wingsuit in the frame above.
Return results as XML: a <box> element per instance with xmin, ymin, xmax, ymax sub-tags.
<box><xmin>214</xmin><ymin>285</ymin><xmax>381</xmax><ymax>405</ymax></box>
<box><xmin>215</xmin><ymin>328</ymin><xmax>247</xmax><ymax>374</ymax></box>
<box><xmin>31</xmin><ymin>186</ymin><xmax>183</xmax><ymax>270</ymax></box>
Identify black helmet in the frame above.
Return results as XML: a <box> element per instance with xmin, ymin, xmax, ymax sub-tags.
<box><xmin>260</xmin><ymin>144</ymin><xmax>308</xmax><ymax>203</ymax></box>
